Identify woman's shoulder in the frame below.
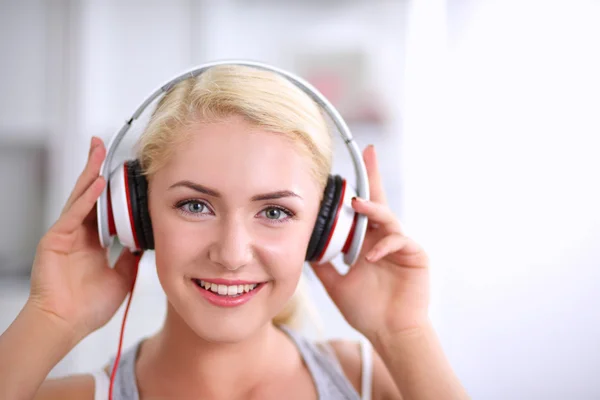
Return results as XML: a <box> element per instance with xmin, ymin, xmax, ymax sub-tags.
<box><xmin>33</xmin><ymin>374</ymin><xmax>96</xmax><ymax>400</ymax></box>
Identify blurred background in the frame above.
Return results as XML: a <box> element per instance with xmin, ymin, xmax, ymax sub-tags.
<box><xmin>0</xmin><ymin>0</ymin><xmax>599</xmax><ymax>398</ymax></box>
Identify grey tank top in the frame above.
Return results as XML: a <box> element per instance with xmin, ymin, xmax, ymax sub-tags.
<box><xmin>98</xmin><ymin>326</ymin><xmax>371</xmax><ymax>400</ymax></box>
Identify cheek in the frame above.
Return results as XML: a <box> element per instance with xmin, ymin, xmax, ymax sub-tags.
<box><xmin>253</xmin><ymin>222</ymin><xmax>314</xmax><ymax>282</ymax></box>
<box><xmin>149</xmin><ymin>201</ymin><xmax>206</xmax><ymax>278</ymax></box>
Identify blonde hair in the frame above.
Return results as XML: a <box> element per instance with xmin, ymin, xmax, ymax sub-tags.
<box><xmin>136</xmin><ymin>65</ymin><xmax>333</xmax><ymax>329</ymax></box>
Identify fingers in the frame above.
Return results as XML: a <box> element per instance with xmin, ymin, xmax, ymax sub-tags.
<box><xmin>61</xmin><ymin>137</ymin><xmax>106</xmax><ymax>215</ymax></box>
<box><xmin>352</xmin><ymin>197</ymin><xmax>403</xmax><ymax>235</ymax></box>
<box><xmin>363</xmin><ymin>145</ymin><xmax>387</xmax><ymax>205</ymax></box>
<box><xmin>366</xmin><ymin>233</ymin><xmax>407</xmax><ymax>262</ymax></box>
<box><xmin>310</xmin><ymin>261</ymin><xmax>343</xmax><ymax>302</ymax></box>
<box><xmin>365</xmin><ymin>233</ymin><xmax>428</xmax><ymax>267</ymax></box>
<box><xmin>53</xmin><ymin>176</ymin><xmax>106</xmax><ymax>235</ymax></box>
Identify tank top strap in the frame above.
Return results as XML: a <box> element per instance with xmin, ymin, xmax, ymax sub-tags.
<box><xmin>279</xmin><ymin>325</ymin><xmax>361</xmax><ymax>400</ymax></box>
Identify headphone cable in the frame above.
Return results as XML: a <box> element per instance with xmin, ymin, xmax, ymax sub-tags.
<box><xmin>108</xmin><ymin>251</ymin><xmax>142</xmax><ymax>400</ymax></box>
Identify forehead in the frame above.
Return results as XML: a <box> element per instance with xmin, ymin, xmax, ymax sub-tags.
<box><xmin>155</xmin><ymin>116</ymin><xmax>319</xmax><ymax>196</ymax></box>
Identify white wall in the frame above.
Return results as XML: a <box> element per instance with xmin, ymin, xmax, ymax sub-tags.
<box><xmin>0</xmin><ymin>0</ymin><xmax>48</xmax><ymax>136</ymax></box>
<box><xmin>404</xmin><ymin>1</ymin><xmax>600</xmax><ymax>398</ymax></box>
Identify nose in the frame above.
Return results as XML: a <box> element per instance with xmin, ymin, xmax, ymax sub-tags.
<box><xmin>208</xmin><ymin>216</ymin><xmax>253</xmax><ymax>271</ymax></box>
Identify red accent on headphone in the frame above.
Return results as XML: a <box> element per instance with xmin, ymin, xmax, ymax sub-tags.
<box><xmin>316</xmin><ymin>180</ymin><xmax>347</xmax><ymax>261</ymax></box>
<box><xmin>123</xmin><ymin>166</ymin><xmax>140</xmax><ymax>250</ymax></box>
<box><xmin>342</xmin><ymin>213</ymin><xmax>358</xmax><ymax>254</ymax></box>
<box><xmin>107</xmin><ymin>183</ymin><xmax>117</xmax><ymax>236</ymax></box>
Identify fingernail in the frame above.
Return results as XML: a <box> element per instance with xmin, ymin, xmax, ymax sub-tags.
<box><xmin>352</xmin><ymin>197</ymin><xmax>365</xmax><ymax>203</ymax></box>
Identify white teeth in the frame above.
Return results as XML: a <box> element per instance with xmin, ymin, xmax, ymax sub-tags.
<box><xmin>227</xmin><ymin>285</ymin><xmax>238</xmax><ymax>295</ymax></box>
<box><xmin>196</xmin><ymin>280</ymin><xmax>260</xmax><ymax>296</ymax></box>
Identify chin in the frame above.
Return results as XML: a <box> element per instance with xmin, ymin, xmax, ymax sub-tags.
<box><xmin>186</xmin><ymin>313</ymin><xmax>270</xmax><ymax>344</ymax></box>
<box><xmin>167</xmin><ymin>280</ymin><xmax>280</xmax><ymax>344</ymax></box>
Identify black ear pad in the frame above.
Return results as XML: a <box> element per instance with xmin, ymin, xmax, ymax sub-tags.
<box><xmin>305</xmin><ymin>175</ymin><xmax>344</xmax><ymax>261</ymax></box>
<box><xmin>125</xmin><ymin>160</ymin><xmax>155</xmax><ymax>250</ymax></box>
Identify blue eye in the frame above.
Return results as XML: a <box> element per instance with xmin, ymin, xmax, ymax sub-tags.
<box><xmin>185</xmin><ymin>202</ymin><xmax>205</xmax><ymax>213</ymax></box>
<box><xmin>176</xmin><ymin>200</ymin><xmax>212</xmax><ymax>216</ymax></box>
<box><xmin>265</xmin><ymin>208</ymin><xmax>282</xmax><ymax>219</ymax></box>
<box><xmin>259</xmin><ymin>206</ymin><xmax>293</xmax><ymax>222</ymax></box>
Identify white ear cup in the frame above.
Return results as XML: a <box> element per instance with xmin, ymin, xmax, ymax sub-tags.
<box><xmin>109</xmin><ymin>164</ymin><xmax>138</xmax><ymax>251</ymax></box>
<box><xmin>315</xmin><ymin>180</ymin><xmax>358</xmax><ymax>264</ymax></box>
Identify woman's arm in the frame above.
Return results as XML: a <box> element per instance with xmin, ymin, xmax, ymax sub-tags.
<box><xmin>329</xmin><ymin>327</ymin><xmax>467</xmax><ymax>400</ymax></box>
<box><xmin>0</xmin><ymin>137</ymin><xmax>138</xmax><ymax>399</ymax></box>
<box><xmin>311</xmin><ymin>145</ymin><xmax>469</xmax><ymax>400</ymax></box>
<box><xmin>0</xmin><ymin>303</ymin><xmax>77</xmax><ymax>399</ymax></box>
<box><xmin>374</xmin><ymin>323</ymin><xmax>468</xmax><ymax>400</ymax></box>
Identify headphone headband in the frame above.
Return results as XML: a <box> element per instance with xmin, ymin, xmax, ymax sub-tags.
<box><xmin>98</xmin><ymin>60</ymin><xmax>369</xmax><ymax>265</ymax></box>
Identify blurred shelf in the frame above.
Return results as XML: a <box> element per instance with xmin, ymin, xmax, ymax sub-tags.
<box><xmin>0</xmin><ymin>276</ymin><xmax>30</xmax><ymax>294</ymax></box>
<box><xmin>0</xmin><ymin>129</ymin><xmax>49</xmax><ymax>147</ymax></box>
<box><xmin>237</xmin><ymin>0</ymin><xmax>398</xmax><ymax>3</ymax></box>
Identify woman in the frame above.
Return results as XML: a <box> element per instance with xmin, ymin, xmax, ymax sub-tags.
<box><xmin>0</xmin><ymin>65</ymin><xmax>468</xmax><ymax>399</ymax></box>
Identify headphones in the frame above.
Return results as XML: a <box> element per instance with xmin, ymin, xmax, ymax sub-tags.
<box><xmin>97</xmin><ymin>60</ymin><xmax>369</xmax><ymax>266</ymax></box>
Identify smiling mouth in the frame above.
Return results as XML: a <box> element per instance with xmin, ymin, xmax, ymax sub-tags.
<box><xmin>192</xmin><ymin>279</ymin><xmax>262</xmax><ymax>297</ymax></box>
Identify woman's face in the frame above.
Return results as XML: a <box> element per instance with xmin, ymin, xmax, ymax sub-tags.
<box><xmin>148</xmin><ymin>115</ymin><xmax>322</xmax><ymax>342</ymax></box>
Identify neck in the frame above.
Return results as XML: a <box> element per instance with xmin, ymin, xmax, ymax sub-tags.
<box><xmin>136</xmin><ymin>303</ymin><xmax>295</xmax><ymax>398</ymax></box>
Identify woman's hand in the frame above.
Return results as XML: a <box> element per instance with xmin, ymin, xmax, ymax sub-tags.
<box><xmin>311</xmin><ymin>145</ymin><xmax>430</xmax><ymax>343</ymax></box>
<box><xmin>28</xmin><ymin>137</ymin><xmax>139</xmax><ymax>343</ymax></box>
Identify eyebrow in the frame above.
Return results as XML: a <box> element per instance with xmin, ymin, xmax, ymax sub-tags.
<box><xmin>169</xmin><ymin>181</ymin><xmax>302</xmax><ymax>201</ymax></box>
<box><xmin>169</xmin><ymin>181</ymin><xmax>220</xmax><ymax>197</ymax></box>
<box><xmin>251</xmin><ymin>190</ymin><xmax>301</xmax><ymax>201</ymax></box>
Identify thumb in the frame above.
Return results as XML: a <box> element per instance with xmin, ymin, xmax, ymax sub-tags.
<box><xmin>113</xmin><ymin>248</ymin><xmax>141</xmax><ymax>293</ymax></box>
<box><xmin>310</xmin><ymin>261</ymin><xmax>343</xmax><ymax>302</ymax></box>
